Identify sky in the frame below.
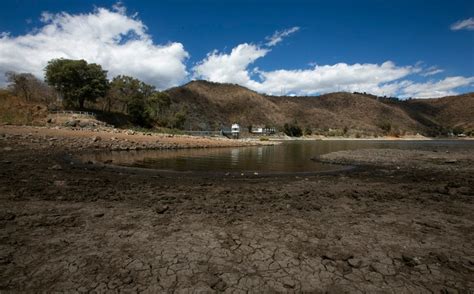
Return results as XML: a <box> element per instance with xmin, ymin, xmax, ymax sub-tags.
<box><xmin>0</xmin><ymin>0</ymin><xmax>473</xmax><ymax>98</ymax></box>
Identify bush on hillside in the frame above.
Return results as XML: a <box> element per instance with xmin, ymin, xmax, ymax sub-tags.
<box><xmin>283</xmin><ymin>122</ymin><xmax>303</xmax><ymax>137</ymax></box>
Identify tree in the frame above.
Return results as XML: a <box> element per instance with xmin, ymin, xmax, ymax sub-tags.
<box><xmin>145</xmin><ymin>91</ymin><xmax>171</xmax><ymax>120</ymax></box>
<box><xmin>5</xmin><ymin>72</ymin><xmax>55</xmax><ymax>102</ymax></box>
<box><xmin>108</xmin><ymin>75</ymin><xmax>155</xmax><ymax>113</ymax></box>
<box><xmin>44</xmin><ymin>59</ymin><xmax>108</xmax><ymax>109</ymax></box>
<box><xmin>107</xmin><ymin>75</ymin><xmax>166</xmax><ymax>127</ymax></box>
<box><xmin>283</xmin><ymin>122</ymin><xmax>303</xmax><ymax>137</ymax></box>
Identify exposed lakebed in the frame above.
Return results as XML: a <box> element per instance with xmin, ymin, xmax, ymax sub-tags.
<box><xmin>82</xmin><ymin>139</ymin><xmax>474</xmax><ymax>173</ymax></box>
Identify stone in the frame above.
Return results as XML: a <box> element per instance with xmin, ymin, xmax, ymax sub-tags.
<box><xmin>3</xmin><ymin>147</ymin><xmax>12</xmax><ymax>151</ymax></box>
<box><xmin>348</xmin><ymin>258</ymin><xmax>363</xmax><ymax>268</ymax></box>
<box><xmin>370</xmin><ymin>262</ymin><xmax>396</xmax><ymax>276</ymax></box>
<box><xmin>50</xmin><ymin>164</ymin><xmax>63</xmax><ymax>170</ymax></box>
<box><xmin>401</xmin><ymin>254</ymin><xmax>419</xmax><ymax>267</ymax></box>
<box><xmin>94</xmin><ymin>213</ymin><xmax>105</xmax><ymax>218</ymax></box>
<box><xmin>92</xmin><ymin>136</ymin><xmax>101</xmax><ymax>142</ymax></box>
<box><xmin>154</xmin><ymin>204</ymin><xmax>169</xmax><ymax>214</ymax></box>
<box><xmin>0</xmin><ymin>212</ymin><xmax>16</xmax><ymax>221</ymax></box>
<box><xmin>64</xmin><ymin>120</ymin><xmax>79</xmax><ymax>127</ymax></box>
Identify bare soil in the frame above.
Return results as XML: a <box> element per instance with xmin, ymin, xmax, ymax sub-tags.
<box><xmin>0</xmin><ymin>126</ymin><xmax>473</xmax><ymax>293</ymax></box>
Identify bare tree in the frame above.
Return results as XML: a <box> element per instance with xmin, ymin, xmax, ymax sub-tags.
<box><xmin>5</xmin><ymin>71</ymin><xmax>56</xmax><ymax>103</ymax></box>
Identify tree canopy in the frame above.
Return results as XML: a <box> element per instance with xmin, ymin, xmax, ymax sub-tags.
<box><xmin>44</xmin><ymin>59</ymin><xmax>108</xmax><ymax>109</ymax></box>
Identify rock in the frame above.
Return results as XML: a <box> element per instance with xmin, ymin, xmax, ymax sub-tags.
<box><xmin>1</xmin><ymin>160</ymin><xmax>12</xmax><ymax>164</ymax></box>
<box><xmin>444</xmin><ymin>159</ymin><xmax>457</xmax><ymax>164</ymax></box>
<box><xmin>0</xmin><ymin>212</ymin><xmax>16</xmax><ymax>221</ymax></box>
<box><xmin>210</xmin><ymin>277</ymin><xmax>227</xmax><ymax>291</ymax></box>
<box><xmin>154</xmin><ymin>204</ymin><xmax>169</xmax><ymax>214</ymax></box>
<box><xmin>50</xmin><ymin>164</ymin><xmax>63</xmax><ymax>170</ymax></box>
<box><xmin>401</xmin><ymin>254</ymin><xmax>420</xmax><ymax>267</ymax></box>
<box><xmin>92</xmin><ymin>136</ymin><xmax>101</xmax><ymax>142</ymax></box>
<box><xmin>3</xmin><ymin>147</ymin><xmax>13</xmax><ymax>151</ymax></box>
<box><xmin>64</xmin><ymin>120</ymin><xmax>79</xmax><ymax>127</ymax></box>
<box><xmin>53</xmin><ymin>180</ymin><xmax>67</xmax><ymax>187</ymax></box>
<box><xmin>322</xmin><ymin>248</ymin><xmax>353</xmax><ymax>261</ymax></box>
<box><xmin>94</xmin><ymin>213</ymin><xmax>105</xmax><ymax>218</ymax></box>
<box><xmin>347</xmin><ymin>258</ymin><xmax>362</xmax><ymax>268</ymax></box>
<box><xmin>370</xmin><ymin>262</ymin><xmax>396</xmax><ymax>276</ymax></box>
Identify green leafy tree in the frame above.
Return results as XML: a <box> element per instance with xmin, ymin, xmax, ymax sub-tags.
<box><xmin>108</xmin><ymin>75</ymin><xmax>155</xmax><ymax>113</ymax></box>
<box><xmin>146</xmin><ymin>91</ymin><xmax>171</xmax><ymax>120</ymax></box>
<box><xmin>44</xmin><ymin>59</ymin><xmax>108</xmax><ymax>109</ymax></box>
<box><xmin>107</xmin><ymin>75</ymin><xmax>161</xmax><ymax>126</ymax></box>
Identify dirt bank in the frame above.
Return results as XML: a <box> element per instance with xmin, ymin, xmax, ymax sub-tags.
<box><xmin>0</xmin><ymin>127</ymin><xmax>473</xmax><ymax>292</ymax></box>
<box><xmin>0</xmin><ymin>125</ymin><xmax>271</xmax><ymax>152</ymax></box>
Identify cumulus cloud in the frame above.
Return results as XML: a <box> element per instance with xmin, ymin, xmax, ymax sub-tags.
<box><xmin>193</xmin><ymin>43</ymin><xmax>269</xmax><ymax>89</ymax></box>
<box><xmin>194</xmin><ymin>33</ymin><xmax>474</xmax><ymax>98</ymax></box>
<box><xmin>450</xmin><ymin>17</ymin><xmax>474</xmax><ymax>31</ymax></box>
<box><xmin>252</xmin><ymin>61</ymin><xmax>416</xmax><ymax>96</ymax></box>
<box><xmin>265</xmin><ymin>26</ymin><xmax>300</xmax><ymax>47</ymax></box>
<box><xmin>193</xmin><ymin>43</ymin><xmax>419</xmax><ymax>96</ymax></box>
<box><xmin>0</xmin><ymin>5</ymin><xmax>189</xmax><ymax>89</ymax></box>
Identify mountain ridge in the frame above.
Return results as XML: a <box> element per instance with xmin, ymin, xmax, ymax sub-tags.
<box><xmin>165</xmin><ymin>80</ymin><xmax>474</xmax><ymax>136</ymax></box>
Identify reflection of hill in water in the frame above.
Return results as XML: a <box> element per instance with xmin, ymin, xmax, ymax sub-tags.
<box><xmin>82</xmin><ymin>140</ymin><xmax>474</xmax><ymax>173</ymax></box>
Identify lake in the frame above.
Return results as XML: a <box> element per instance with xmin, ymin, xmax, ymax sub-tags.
<box><xmin>83</xmin><ymin>140</ymin><xmax>474</xmax><ymax>174</ymax></box>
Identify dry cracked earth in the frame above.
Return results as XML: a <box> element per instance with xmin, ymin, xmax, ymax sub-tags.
<box><xmin>0</xmin><ymin>130</ymin><xmax>473</xmax><ymax>293</ymax></box>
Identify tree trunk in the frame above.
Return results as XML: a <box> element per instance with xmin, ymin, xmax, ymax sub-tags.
<box><xmin>79</xmin><ymin>98</ymin><xmax>85</xmax><ymax>110</ymax></box>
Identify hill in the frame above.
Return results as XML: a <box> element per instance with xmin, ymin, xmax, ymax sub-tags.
<box><xmin>165</xmin><ymin>80</ymin><xmax>474</xmax><ymax>136</ymax></box>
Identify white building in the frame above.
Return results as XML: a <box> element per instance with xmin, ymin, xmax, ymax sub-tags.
<box><xmin>231</xmin><ymin>123</ymin><xmax>240</xmax><ymax>138</ymax></box>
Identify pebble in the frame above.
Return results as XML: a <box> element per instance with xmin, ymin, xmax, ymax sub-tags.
<box><xmin>154</xmin><ymin>204</ymin><xmax>169</xmax><ymax>214</ymax></box>
<box><xmin>50</xmin><ymin>164</ymin><xmax>63</xmax><ymax>170</ymax></box>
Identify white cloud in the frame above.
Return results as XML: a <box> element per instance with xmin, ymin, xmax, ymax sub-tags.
<box><xmin>450</xmin><ymin>17</ymin><xmax>474</xmax><ymax>31</ymax></box>
<box><xmin>421</xmin><ymin>66</ymin><xmax>444</xmax><ymax>77</ymax></box>
<box><xmin>252</xmin><ymin>61</ymin><xmax>416</xmax><ymax>96</ymax></box>
<box><xmin>193</xmin><ymin>43</ymin><xmax>419</xmax><ymax>96</ymax></box>
<box><xmin>193</xmin><ymin>43</ymin><xmax>269</xmax><ymax>89</ymax></box>
<box><xmin>0</xmin><ymin>5</ymin><xmax>189</xmax><ymax>89</ymax></box>
<box><xmin>265</xmin><ymin>26</ymin><xmax>300</xmax><ymax>47</ymax></box>
<box><xmin>398</xmin><ymin>76</ymin><xmax>474</xmax><ymax>98</ymax></box>
<box><xmin>194</xmin><ymin>38</ymin><xmax>473</xmax><ymax>98</ymax></box>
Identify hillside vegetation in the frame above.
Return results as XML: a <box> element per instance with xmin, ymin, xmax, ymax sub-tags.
<box><xmin>1</xmin><ymin>70</ymin><xmax>473</xmax><ymax>137</ymax></box>
<box><xmin>165</xmin><ymin>80</ymin><xmax>474</xmax><ymax>137</ymax></box>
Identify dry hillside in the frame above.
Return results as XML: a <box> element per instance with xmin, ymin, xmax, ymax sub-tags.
<box><xmin>166</xmin><ymin>80</ymin><xmax>474</xmax><ymax>136</ymax></box>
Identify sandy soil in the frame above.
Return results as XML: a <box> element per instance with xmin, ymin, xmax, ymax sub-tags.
<box><xmin>0</xmin><ymin>126</ymin><xmax>473</xmax><ymax>293</ymax></box>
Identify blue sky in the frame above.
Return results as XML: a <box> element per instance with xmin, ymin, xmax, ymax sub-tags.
<box><xmin>0</xmin><ymin>0</ymin><xmax>473</xmax><ymax>98</ymax></box>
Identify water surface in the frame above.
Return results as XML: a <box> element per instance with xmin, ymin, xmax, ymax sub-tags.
<box><xmin>84</xmin><ymin>140</ymin><xmax>474</xmax><ymax>173</ymax></box>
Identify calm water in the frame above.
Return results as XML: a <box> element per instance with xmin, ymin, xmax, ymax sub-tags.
<box><xmin>84</xmin><ymin>140</ymin><xmax>474</xmax><ymax>173</ymax></box>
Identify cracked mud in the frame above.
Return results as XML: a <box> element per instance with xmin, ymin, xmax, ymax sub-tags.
<box><xmin>0</xmin><ymin>129</ymin><xmax>473</xmax><ymax>292</ymax></box>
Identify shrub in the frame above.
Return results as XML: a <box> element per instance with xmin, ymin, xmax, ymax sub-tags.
<box><xmin>377</xmin><ymin>120</ymin><xmax>392</xmax><ymax>134</ymax></box>
<box><xmin>283</xmin><ymin>122</ymin><xmax>303</xmax><ymax>137</ymax></box>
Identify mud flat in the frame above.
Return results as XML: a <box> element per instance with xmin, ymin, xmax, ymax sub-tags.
<box><xmin>0</xmin><ymin>127</ymin><xmax>473</xmax><ymax>292</ymax></box>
